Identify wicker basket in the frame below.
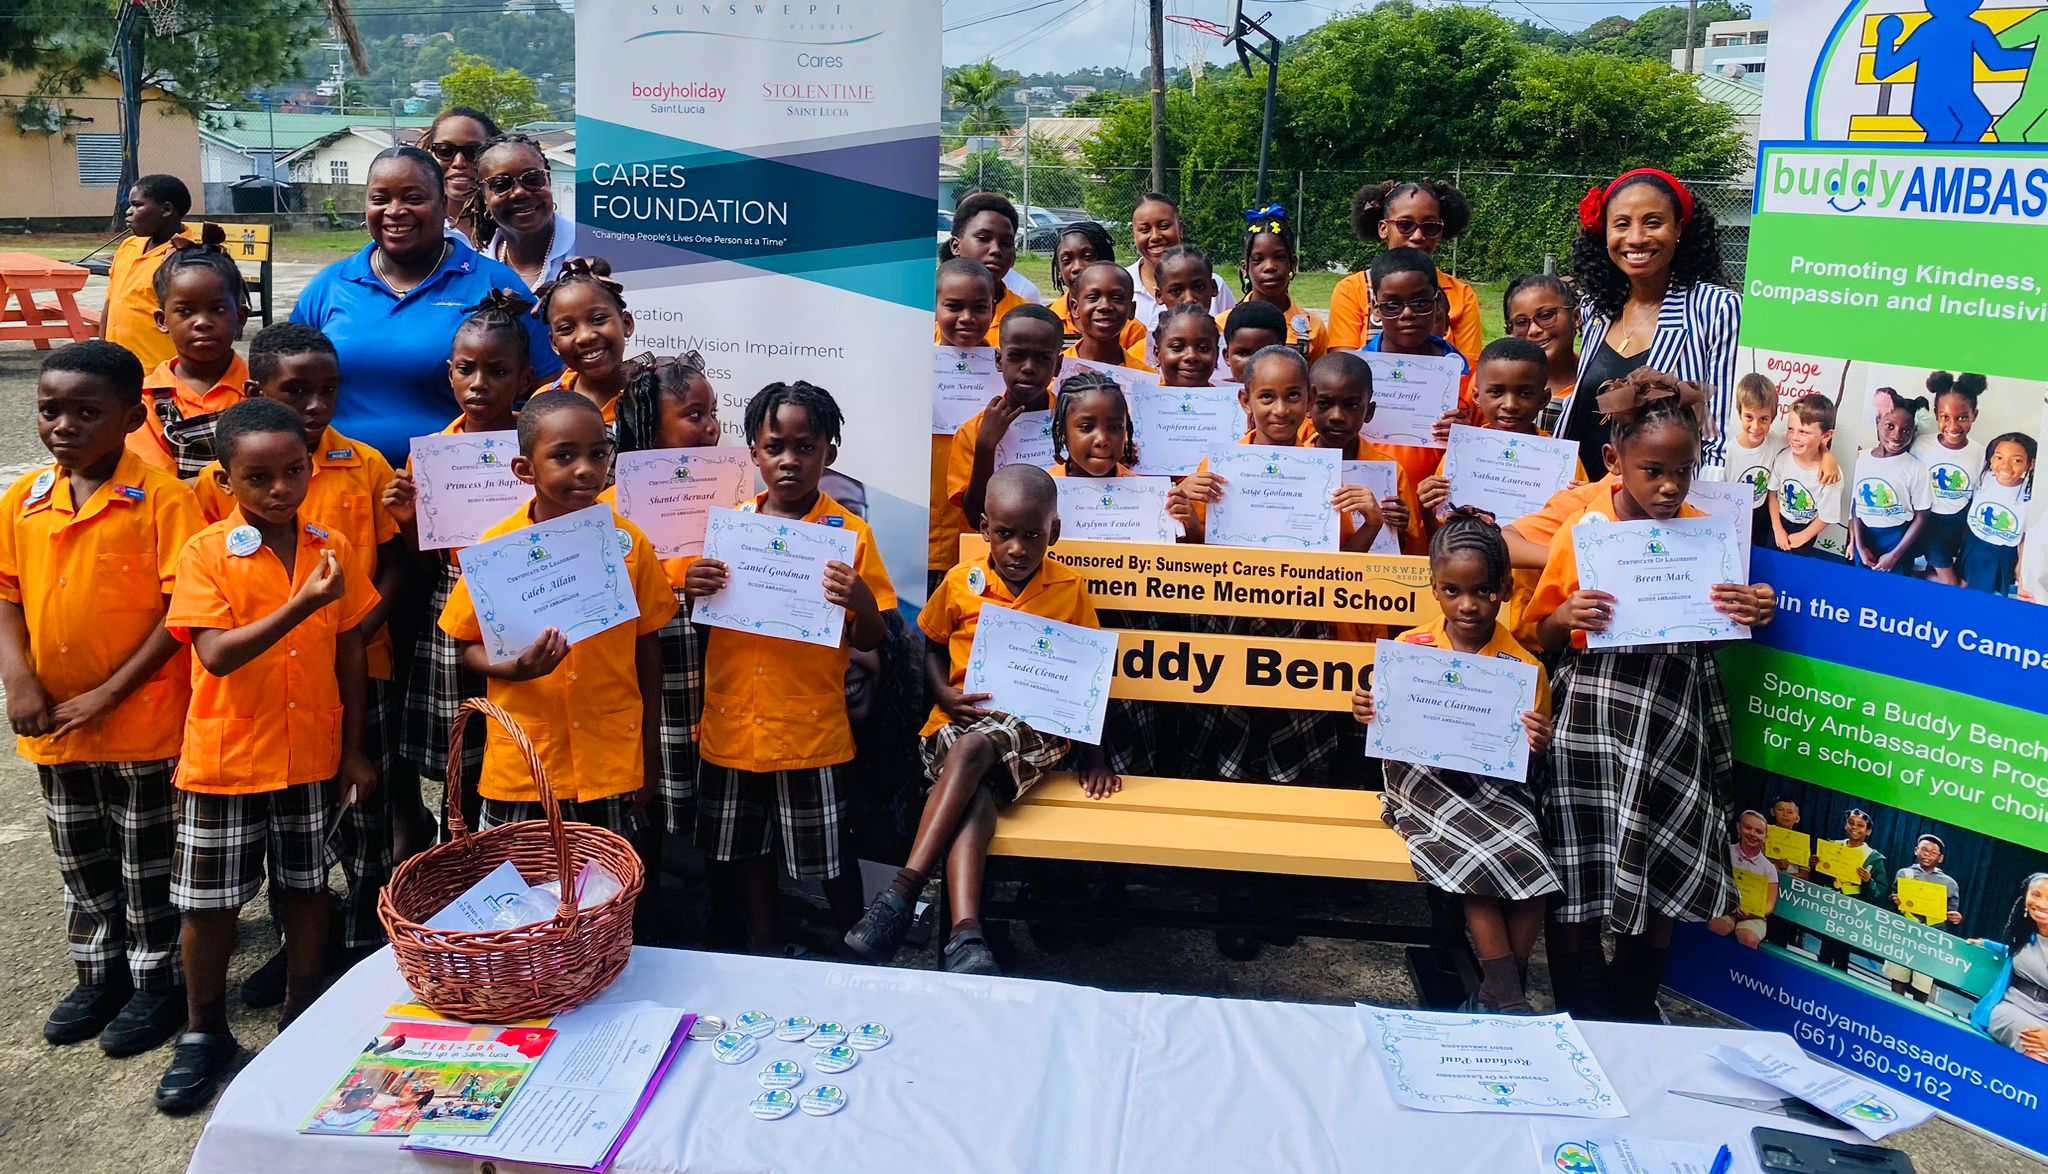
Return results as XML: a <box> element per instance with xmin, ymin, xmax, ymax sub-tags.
<box><xmin>378</xmin><ymin>698</ymin><xmax>644</xmax><ymax>1021</ymax></box>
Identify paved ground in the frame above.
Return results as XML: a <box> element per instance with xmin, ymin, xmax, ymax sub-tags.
<box><xmin>0</xmin><ymin>266</ymin><xmax>2037</xmax><ymax>1173</ymax></box>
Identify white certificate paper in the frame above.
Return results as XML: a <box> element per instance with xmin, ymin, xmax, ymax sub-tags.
<box><xmin>695</xmin><ymin>506</ymin><xmax>858</xmax><ymax>648</ymax></box>
<box><xmin>1357</xmin><ymin>351</ymin><xmax>1464</xmax><ymax>447</ymax></box>
<box><xmin>933</xmin><ymin>345</ymin><xmax>1001</xmax><ymax>435</ymax></box>
<box><xmin>459</xmin><ymin>504</ymin><xmax>639</xmax><ymax>660</ymax></box>
<box><xmin>962</xmin><ymin>603</ymin><xmax>1116</xmax><ymax>744</ymax></box>
<box><xmin>1059</xmin><ymin>355</ymin><xmax>1153</xmax><ymax>392</ymax></box>
<box><xmin>1573</xmin><ymin>515</ymin><xmax>1750</xmax><ymax>649</ymax></box>
<box><xmin>610</xmin><ymin>447</ymin><xmax>755</xmax><ymax>559</ymax></box>
<box><xmin>1055</xmin><ymin>476</ymin><xmax>1179</xmax><ymax>544</ymax></box>
<box><xmin>1366</xmin><ymin>639</ymin><xmax>1539</xmax><ymax>783</ymax></box>
<box><xmin>992</xmin><ymin>409</ymin><xmax>1056</xmax><ymax>471</ymax></box>
<box><xmin>1708</xmin><ymin>1041</ymin><xmax>1934</xmax><ymax>1141</ymax></box>
<box><xmin>1342</xmin><ymin>459</ymin><xmax>1403</xmax><ymax>556</ymax></box>
<box><xmin>1361</xmin><ymin>1005</ymin><xmax>1627</xmax><ymax>1118</ymax></box>
<box><xmin>1685</xmin><ymin>478</ymin><xmax>1754</xmax><ymax>568</ymax></box>
<box><xmin>408</xmin><ymin>430</ymin><xmax>532</xmax><ymax>550</ymax></box>
<box><xmin>1440</xmin><ymin>424</ymin><xmax>1578</xmax><ymax>523</ymax></box>
<box><xmin>1205</xmin><ymin>444</ymin><xmax>1341</xmax><ymax>551</ymax></box>
<box><xmin>1527</xmin><ymin>1124</ymin><xmax>1725</xmax><ymax>1174</ymax></box>
<box><xmin>1128</xmin><ymin>384</ymin><xmax>1244</xmax><ymax>477</ymax></box>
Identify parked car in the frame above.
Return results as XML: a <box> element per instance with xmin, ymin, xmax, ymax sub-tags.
<box><xmin>1020</xmin><ymin>205</ymin><xmax>1067</xmax><ymax>251</ymax></box>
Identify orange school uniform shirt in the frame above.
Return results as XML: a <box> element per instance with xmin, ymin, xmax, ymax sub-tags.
<box><xmin>196</xmin><ymin>426</ymin><xmax>401</xmax><ymax>677</ymax></box>
<box><xmin>1061</xmin><ymin>341</ymin><xmax>1157</xmax><ymax>373</ymax></box>
<box><xmin>1053</xmin><ymin>295</ymin><xmax>1149</xmax><ymax>352</ymax></box>
<box><xmin>536</xmin><ymin>368</ymin><xmax>620</xmax><ymax>426</ymax></box>
<box><xmin>1326</xmin><ymin>270</ymin><xmax>1485</xmax><ymax>364</ymax></box>
<box><xmin>918</xmin><ymin>554</ymin><xmax>1098</xmax><ymax>738</ymax></box>
<box><xmin>1522</xmin><ymin>486</ymin><xmax>1707</xmax><ymax>651</ymax></box>
<box><xmin>986</xmin><ymin>287</ymin><xmax>1028</xmax><ymax>345</ymax></box>
<box><xmin>1218</xmin><ymin>299</ymin><xmax>1328</xmax><ymax>364</ymax></box>
<box><xmin>596</xmin><ymin>483</ymin><xmax>700</xmax><ymax>591</ymax></box>
<box><xmin>947</xmin><ymin>391</ymin><xmax>1058</xmax><ymax>514</ymax></box>
<box><xmin>0</xmin><ymin>454</ymin><xmax>203</xmax><ymax>764</ymax></box>
<box><xmin>438</xmin><ymin>506</ymin><xmax>678</xmax><ymax>802</ymax></box>
<box><xmin>1297</xmin><ymin>426</ymin><xmax>1427</xmax><ymax>555</ymax></box>
<box><xmin>1394</xmin><ymin>615</ymin><xmax>1550</xmax><ymax>714</ymax></box>
<box><xmin>129</xmin><ymin>353</ymin><xmax>250</xmax><ymax>476</ymax></box>
<box><xmin>102</xmin><ymin>234</ymin><xmax>186</xmax><ymax>372</ymax></box>
<box><xmin>166</xmin><ymin>511</ymin><xmax>378</xmax><ymax>794</ymax></box>
<box><xmin>699</xmin><ymin>492</ymin><xmax>897</xmax><ymax>772</ymax></box>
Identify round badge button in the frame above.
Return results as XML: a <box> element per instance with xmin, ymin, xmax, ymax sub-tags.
<box><xmin>225</xmin><ymin>525</ymin><xmax>263</xmax><ymax>558</ymax></box>
<box><xmin>687</xmin><ymin>1014</ymin><xmax>726</xmax><ymax>1041</ymax></box>
<box><xmin>750</xmin><ymin>1089</ymin><xmax>797</xmax><ymax>1120</ymax></box>
<box><xmin>774</xmin><ymin>1015</ymin><xmax>816</xmax><ymax>1042</ymax></box>
<box><xmin>813</xmin><ymin>1045</ymin><xmax>858</xmax><ymax>1074</ymax></box>
<box><xmin>848</xmin><ymin>1022</ymin><xmax>892</xmax><ymax>1051</ymax></box>
<box><xmin>757</xmin><ymin>1059</ymin><xmax>804</xmax><ymax>1090</ymax></box>
<box><xmin>733</xmin><ymin>1010</ymin><xmax>775</xmax><ymax>1038</ymax></box>
<box><xmin>711</xmin><ymin>1031</ymin><xmax>759</xmax><ymax>1065</ymax></box>
<box><xmin>799</xmin><ymin>1085</ymin><xmax>848</xmax><ymax>1116</ymax></box>
<box><xmin>809</xmin><ymin>1021</ymin><xmax>848</xmax><ymax>1047</ymax></box>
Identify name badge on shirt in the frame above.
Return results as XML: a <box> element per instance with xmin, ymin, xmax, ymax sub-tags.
<box><xmin>226</xmin><ymin>525</ymin><xmax>262</xmax><ymax>557</ymax></box>
<box><xmin>324</xmin><ymin>449</ymin><xmax>352</xmax><ymax>461</ymax></box>
<box><xmin>25</xmin><ymin>469</ymin><xmax>55</xmax><ymax>505</ymax></box>
<box><xmin>824</xmin><ymin>515</ymin><xmax>844</xmax><ymax>528</ymax></box>
<box><xmin>116</xmin><ymin>483</ymin><xmax>146</xmax><ymax>502</ymax></box>
<box><xmin>304</xmin><ymin>523</ymin><xmax>330</xmax><ymax>541</ymax></box>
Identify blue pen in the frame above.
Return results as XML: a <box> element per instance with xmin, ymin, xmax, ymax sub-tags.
<box><xmin>1706</xmin><ymin>1144</ymin><xmax>1734</xmax><ymax>1174</ymax></box>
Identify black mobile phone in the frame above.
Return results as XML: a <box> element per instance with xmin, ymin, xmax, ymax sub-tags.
<box><xmin>1753</xmin><ymin>1127</ymin><xmax>1918</xmax><ymax>1174</ymax></box>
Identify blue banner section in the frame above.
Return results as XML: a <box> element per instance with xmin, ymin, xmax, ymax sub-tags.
<box><xmin>1750</xmin><ymin>548</ymin><xmax>2048</xmax><ymax>717</ymax></box>
<box><xmin>1667</xmin><ymin>927</ymin><xmax>2047</xmax><ymax>1159</ymax></box>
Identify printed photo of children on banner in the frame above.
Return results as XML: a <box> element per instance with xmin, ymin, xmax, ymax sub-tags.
<box><xmin>1711</xmin><ymin>774</ymin><xmax>2048</xmax><ymax>1064</ymax></box>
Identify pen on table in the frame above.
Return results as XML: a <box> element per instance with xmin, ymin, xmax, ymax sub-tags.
<box><xmin>1706</xmin><ymin>1144</ymin><xmax>1733</xmax><ymax>1174</ymax></box>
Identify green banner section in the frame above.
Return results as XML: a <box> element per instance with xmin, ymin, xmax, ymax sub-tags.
<box><xmin>1718</xmin><ymin>644</ymin><xmax>2048</xmax><ymax>854</ymax></box>
<box><xmin>1770</xmin><ymin>874</ymin><xmax>2001</xmax><ymax>994</ymax></box>
<box><xmin>1739</xmin><ymin>212</ymin><xmax>2048</xmax><ymax>379</ymax></box>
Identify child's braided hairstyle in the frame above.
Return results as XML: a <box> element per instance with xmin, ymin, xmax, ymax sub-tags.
<box><xmin>1050</xmin><ymin>370</ymin><xmax>1138</xmax><ymax>466</ymax></box>
<box><xmin>745</xmin><ymin>380</ymin><xmax>844</xmax><ymax>446</ymax></box>
<box><xmin>1429</xmin><ymin>506</ymin><xmax>1510</xmax><ymax>595</ymax></box>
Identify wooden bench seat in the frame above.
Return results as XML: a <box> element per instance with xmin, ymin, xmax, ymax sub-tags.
<box><xmin>990</xmin><ymin>773</ymin><xmax>1416</xmax><ymax>882</ymax></box>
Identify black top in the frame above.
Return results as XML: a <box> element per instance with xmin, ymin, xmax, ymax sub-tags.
<box><xmin>1565</xmin><ymin>341</ymin><xmax>1650</xmax><ymax>477</ymax></box>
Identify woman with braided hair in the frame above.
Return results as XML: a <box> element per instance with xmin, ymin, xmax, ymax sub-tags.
<box><xmin>471</xmin><ymin>133</ymin><xmax>577</xmax><ymax>291</ymax></box>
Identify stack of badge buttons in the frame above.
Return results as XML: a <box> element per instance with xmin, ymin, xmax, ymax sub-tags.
<box><xmin>723</xmin><ymin>1014</ymin><xmax>892</xmax><ymax>1120</ymax></box>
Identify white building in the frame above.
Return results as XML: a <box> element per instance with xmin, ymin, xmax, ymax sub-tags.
<box><xmin>1672</xmin><ymin>18</ymin><xmax>1770</xmax><ymax>79</ymax></box>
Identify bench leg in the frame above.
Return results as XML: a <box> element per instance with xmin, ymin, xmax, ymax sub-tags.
<box><xmin>52</xmin><ymin>290</ymin><xmax>94</xmax><ymax>341</ymax></box>
<box><xmin>3</xmin><ymin>288</ymin><xmax>52</xmax><ymax>349</ymax></box>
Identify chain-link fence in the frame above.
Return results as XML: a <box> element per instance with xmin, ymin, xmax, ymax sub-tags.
<box><xmin>953</xmin><ymin>158</ymin><xmax>1752</xmax><ymax>285</ymax></box>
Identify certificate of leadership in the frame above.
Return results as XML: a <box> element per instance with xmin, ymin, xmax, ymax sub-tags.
<box><xmin>695</xmin><ymin>507</ymin><xmax>859</xmax><ymax>649</ymax></box>
<box><xmin>992</xmin><ymin>410</ymin><xmax>1056</xmax><ymax>472</ymax></box>
<box><xmin>1054</xmin><ymin>476</ymin><xmax>1178</xmax><ymax>544</ymax></box>
<box><xmin>1357</xmin><ymin>351</ymin><xmax>1463</xmax><ymax>448</ymax></box>
<box><xmin>1366</xmin><ymin>639</ymin><xmax>1539</xmax><ymax>783</ymax></box>
<box><xmin>962</xmin><ymin>604</ymin><xmax>1116</xmax><ymax>744</ymax></box>
<box><xmin>459</xmin><ymin>504</ymin><xmax>640</xmax><ymax>660</ymax></box>
<box><xmin>611</xmin><ymin>447</ymin><xmax>756</xmax><ymax>559</ymax></box>
<box><xmin>1204</xmin><ymin>444</ymin><xmax>1341</xmax><ymax>551</ymax></box>
<box><xmin>933</xmin><ymin>345</ymin><xmax>1001</xmax><ymax>435</ymax></box>
<box><xmin>1342</xmin><ymin>459</ymin><xmax>1403</xmax><ymax>556</ymax></box>
<box><xmin>1439</xmin><ymin>424</ymin><xmax>1578</xmax><ymax>524</ymax></box>
<box><xmin>408</xmin><ymin>430</ymin><xmax>532</xmax><ymax>551</ymax></box>
<box><xmin>1362</xmin><ymin>1005</ymin><xmax>1627</xmax><ymax>1118</ymax></box>
<box><xmin>1128</xmin><ymin>384</ymin><xmax>1244</xmax><ymax>477</ymax></box>
<box><xmin>1572</xmin><ymin>515</ymin><xmax>1749</xmax><ymax>650</ymax></box>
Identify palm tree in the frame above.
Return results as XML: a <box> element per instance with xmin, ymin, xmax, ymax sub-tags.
<box><xmin>945</xmin><ymin>58</ymin><xmax>1016</xmax><ymax>137</ymax></box>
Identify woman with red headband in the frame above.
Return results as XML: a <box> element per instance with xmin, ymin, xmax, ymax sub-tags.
<box><xmin>1552</xmin><ymin>168</ymin><xmax>1739</xmax><ymax>477</ymax></box>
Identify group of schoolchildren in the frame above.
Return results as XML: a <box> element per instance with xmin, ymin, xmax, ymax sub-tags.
<box><xmin>21</xmin><ymin>174</ymin><xmax>1777</xmax><ymax>1116</ymax></box>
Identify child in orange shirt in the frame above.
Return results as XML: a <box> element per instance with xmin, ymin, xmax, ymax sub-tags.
<box><xmin>1233</xmin><ymin>204</ymin><xmax>1327</xmax><ymax>363</ymax></box>
<box><xmin>931</xmin><ymin>257</ymin><xmax>1001</xmax><ymax>592</ymax></box>
<box><xmin>946</xmin><ymin>192</ymin><xmax>1027</xmax><ymax>341</ymax></box>
<box><xmin>1502</xmin><ymin>274</ymin><xmax>1582</xmax><ymax>436</ymax></box>
<box><xmin>130</xmin><ymin>226</ymin><xmax>252</xmax><ymax>478</ymax></box>
<box><xmin>685</xmin><ymin>382</ymin><xmax>894</xmax><ymax>949</ymax></box>
<box><xmin>1218</xmin><ymin>300</ymin><xmax>1286</xmax><ymax>384</ymax></box>
<box><xmin>439</xmin><ymin>392</ymin><xmax>677</xmax><ymax>838</ymax></box>
<box><xmin>1330</xmin><ymin>179</ymin><xmax>1482</xmax><ymax>362</ymax></box>
<box><xmin>534</xmin><ymin>257</ymin><xmax>635</xmax><ymax>426</ymax></box>
<box><xmin>1360</xmin><ymin>247</ymin><xmax>1474</xmax><ymax>490</ymax></box>
<box><xmin>1304</xmin><ymin>352</ymin><xmax>1422</xmax><ymax>555</ymax></box>
<box><xmin>1153</xmin><ymin>303</ymin><xmax>1222</xmax><ymax>389</ymax></box>
<box><xmin>158</xmin><ymin>397</ymin><xmax>378</xmax><ymax>1113</ymax></box>
<box><xmin>953</xmin><ymin>305</ymin><xmax>1063</xmax><ymax>533</ymax></box>
<box><xmin>1521</xmin><ymin>370</ymin><xmax>1777</xmax><ymax>1021</ymax></box>
<box><xmin>1061</xmin><ymin>262</ymin><xmax>1153</xmax><ymax>371</ymax></box>
<box><xmin>845</xmin><ymin>464</ymin><xmax>1115</xmax><ymax>973</ymax></box>
<box><xmin>102</xmin><ymin>175</ymin><xmax>193</xmax><ymax>372</ymax></box>
<box><xmin>0</xmin><ymin>343</ymin><xmax>202</xmax><ymax>1058</ymax></box>
<box><xmin>1050</xmin><ymin>222</ymin><xmax>1147</xmax><ymax>354</ymax></box>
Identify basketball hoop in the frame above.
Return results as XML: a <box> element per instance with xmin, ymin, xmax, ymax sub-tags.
<box><xmin>134</xmin><ymin>0</ymin><xmax>185</xmax><ymax>37</ymax></box>
<box><xmin>1165</xmin><ymin>14</ymin><xmax>1229</xmax><ymax>90</ymax></box>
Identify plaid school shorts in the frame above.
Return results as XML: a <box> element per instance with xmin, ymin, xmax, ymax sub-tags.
<box><xmin>479</xmin><ymin>795</ymin><xmax>646</xmax><ymax>837</ymax></box>
<box><xmin>656</xmin><ymin>594</ymin><xmax>703</xmax><ymax>835</ymax></box>
<box><xmin>38</xmin><ymin>758</ymin><xmax>181</xmax><ymax>989</ymax></box>
<box><xmin>919</xmin><ymin>712</ymin><xmax>1070</xmax><ymax>805</ymax></box>
<box><xmin>171</xmin><ymin>782</ymin><xmax>331</xmax><ymax>912</ymax></box>
<box><xmin>695</xmin><ymin>763</ymin><xmax>847</xmax><ymax>881</ymax></box>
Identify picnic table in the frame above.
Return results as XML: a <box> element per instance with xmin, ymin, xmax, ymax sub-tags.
<box><xmin>0</xmin><ymin>253</ymin><xmax>98</xmax><ymax>349</ymax></box>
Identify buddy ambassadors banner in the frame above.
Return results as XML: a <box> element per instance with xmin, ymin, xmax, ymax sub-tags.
<box><xmin>1668</xmin><ymin>0</ymin><xmax>2048</xmax><ymax>1157</ymax></box>
<box><xmin>575</xmin><ymin>1</ymin><xmax>937</xmax><ymax>603</ymax></box>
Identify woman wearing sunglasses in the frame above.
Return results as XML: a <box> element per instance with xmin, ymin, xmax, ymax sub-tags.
<box><xmin>1328</xmin><ymin>178</ymin><xmax>1483</xmax><ymax>363</ymax></box>
<box><xmin>420</xmin><ymin>106</ymin><xmax>500</xmax><ymax>248</ymax></box>
<box><xmin>473</xmin><ymin>133</ymin><xmax>577</xmax><ymax>290</ymax></box>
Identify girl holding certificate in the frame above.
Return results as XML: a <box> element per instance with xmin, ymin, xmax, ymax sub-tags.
<box><xmin>1523</xmin><ymin>370</ymin><xmax>1778</xmax><ymax>1021</ymax></box>
<box><xmin>1352</xmin><ymin>509</ymin><xmax>1559</xmax><ymax>1013</ymax></box>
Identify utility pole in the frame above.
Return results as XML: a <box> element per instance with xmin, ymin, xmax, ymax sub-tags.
<box><xmin>1019</xmin><ymin>102</ymin><xmax>1032</xmax><ymax>249</ymax></box>
<box><xmin>1148</xmin><ymin>0</ymin><xmax>1166</xmax><ymax>193</ymax></box>
<box><xmin>111</xmin><ymin>0</ymin><xmax>143</xmax><ymax>227</ymax></box>
<box><xmin>1683</xmin><ymin>0</ymin><xmax>1699</xmax><ymax>73</ymax></box>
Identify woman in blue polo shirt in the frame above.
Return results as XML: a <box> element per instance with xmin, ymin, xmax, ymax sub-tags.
<box><xmin>290</xmin><ymin>145</ymin><xmax>563</xmax><ymax>463</ymax></box>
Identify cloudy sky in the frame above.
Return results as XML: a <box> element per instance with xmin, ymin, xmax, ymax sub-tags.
<box><xmin>941</xmin><ymin>0</ymin><xmax>1773</xmax><ymax>74</ymax></box>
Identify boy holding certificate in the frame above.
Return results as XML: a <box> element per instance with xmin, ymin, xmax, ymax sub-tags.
<box><xmin>931</xmin><ymin>257</ymin><xmax>1000</xmax><ymax>592</ymax></box>
<box><xmin>1357</xmin><ymin>248</ymin><xmax>1474</xmax><ymax>490</ymax></box>
<box><xmin>846</xmin><ymin>465</ymin><xmax>1114</xmax><ymax>975</ymax></box>
<box><xmin>951</xmin><ymin>305</ymin><xmax>1064</xmax><ymax>533</ymax></box>
<box><xmin>1522</xmin><ymin>370</ymin><xmax>1778</xmax><ymax>1022</ymax></box>
<box><xmin>438</xmin><ymin>392</ymin><xmax>678</xmax><ymax>837</ymax></box>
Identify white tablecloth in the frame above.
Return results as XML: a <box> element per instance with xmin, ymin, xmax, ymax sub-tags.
<box><xmin>187</xmin><ymin>947</ymin><xmax>1861</xmax><ymax>1174</ymax></box>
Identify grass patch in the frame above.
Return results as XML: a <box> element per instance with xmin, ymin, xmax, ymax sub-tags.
<box><xmin>5</xmin><ymin>226</ymin><xmax>368</xmax><ymax>267</ymax></box>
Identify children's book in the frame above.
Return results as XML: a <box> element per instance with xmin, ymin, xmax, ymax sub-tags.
<box><xmin>300</xmin><ymin>1020</ymin><xmax>556</xmax><ymax>1137</ymax></box>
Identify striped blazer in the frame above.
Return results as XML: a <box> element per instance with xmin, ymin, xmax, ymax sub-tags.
<box><xmin>1557</xmin><ymin>280</ymin><xmax>1742</xmax><ymax>466</ymax></box>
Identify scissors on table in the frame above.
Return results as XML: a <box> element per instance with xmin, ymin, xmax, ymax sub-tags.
<box><xmin>1670</xmin><ymin>1089</ymin><xmax>1840</xmax><ymax>1127</ymax></box>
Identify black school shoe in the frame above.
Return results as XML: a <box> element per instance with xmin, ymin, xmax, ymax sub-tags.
<box><xmin>43</xmin><ymin>979</ymin><xmax>132</xmax><ymax>1045</ymax></box>
<box><xmin>101</xmin><ymin>986</ymin><xmax>186</xmax><ymax>1057</ymax></box>
<box><xmin>154</xmin><ymin>1031</ymin><xmax>242</xmax><ymax>1115</ymax></box>
<box><xmin>239</xmin><ymin>948</ymin><xmax>287</xmax><ymax>1008</ymax></box>
<box><xmin>842</xmin><ymin>891</ymin><xmax>912</xmax><ymax>963</ymax></box>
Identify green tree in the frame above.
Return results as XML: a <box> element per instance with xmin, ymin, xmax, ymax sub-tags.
<box><xmin>945</xmin><ymin>58</ymin><xmax>1017</xmax><ymax>136</ymax></box>
<box><xmin>439</xmin><ymin>50</ymin><xmax>547</xmax><ymax>128</ymax></box>
<box><xmin>1590</xmin><ymin>2</ymin><xmax>1752</xmax><ymax>61</ymax></box>
<box><xmin>954</xmin><ymin>149</ymin><xmax>1022</xmax><ymax>200</ymax></box>
<box><xmin>1064</xmin><ymin>89</ymin><xmax>1128</xmax><ymax>118</ymax></box>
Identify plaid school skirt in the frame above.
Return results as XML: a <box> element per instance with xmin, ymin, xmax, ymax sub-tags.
<box><xmin>1381</xmin><ymin>763</ymin><xmax>1561</xmax><ymax>900</ymax></box>
<box><xmin>656</xmin><ymin>593</ymin><xmax>703</xmax><ymax>835</ymax></box>
<box><xmin>1185</xmin><ymin>614</ymin><xmax>1344</xmax><ymax>785</ymax></box>
<box><xmin>1544</xmin><ymin>644</ymin><xmax>1733</xmax><ymax>934</ymax></box>
<box><xmin>399</xmin><ymin>560</ymin><xmax>485</xmax><ymax>782</ymax></box>
<box><xmin>1100</xmin><ymin>608</ymin><xmax>1165</xmax><ymax>777</ymax></box>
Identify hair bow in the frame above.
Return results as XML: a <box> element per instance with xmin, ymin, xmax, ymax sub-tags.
<box><xmin>1594</xmin><ymin>369</ymin><xmax>1706</xmax><ymax>422</ymax></box>
<box><xmin>1243</xmin><ymin>202</ymin><xmax>1288</xmax><ymax>232</ymax></box>
<box><xmin>1578</xmin><ymin>168</ymin><xmax>1695</xmax><ymax>233</ymax></box>
<box><xmin>532</xmin><ymin>256</ymin><xmax>627</xmax><ymax>313</ymax></box>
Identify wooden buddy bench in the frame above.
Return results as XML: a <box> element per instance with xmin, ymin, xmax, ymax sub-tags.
<box><xmin>960</xmin><ymin>535</ymin><xmax>1478</xmax><ymax>1004</ymax></box>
